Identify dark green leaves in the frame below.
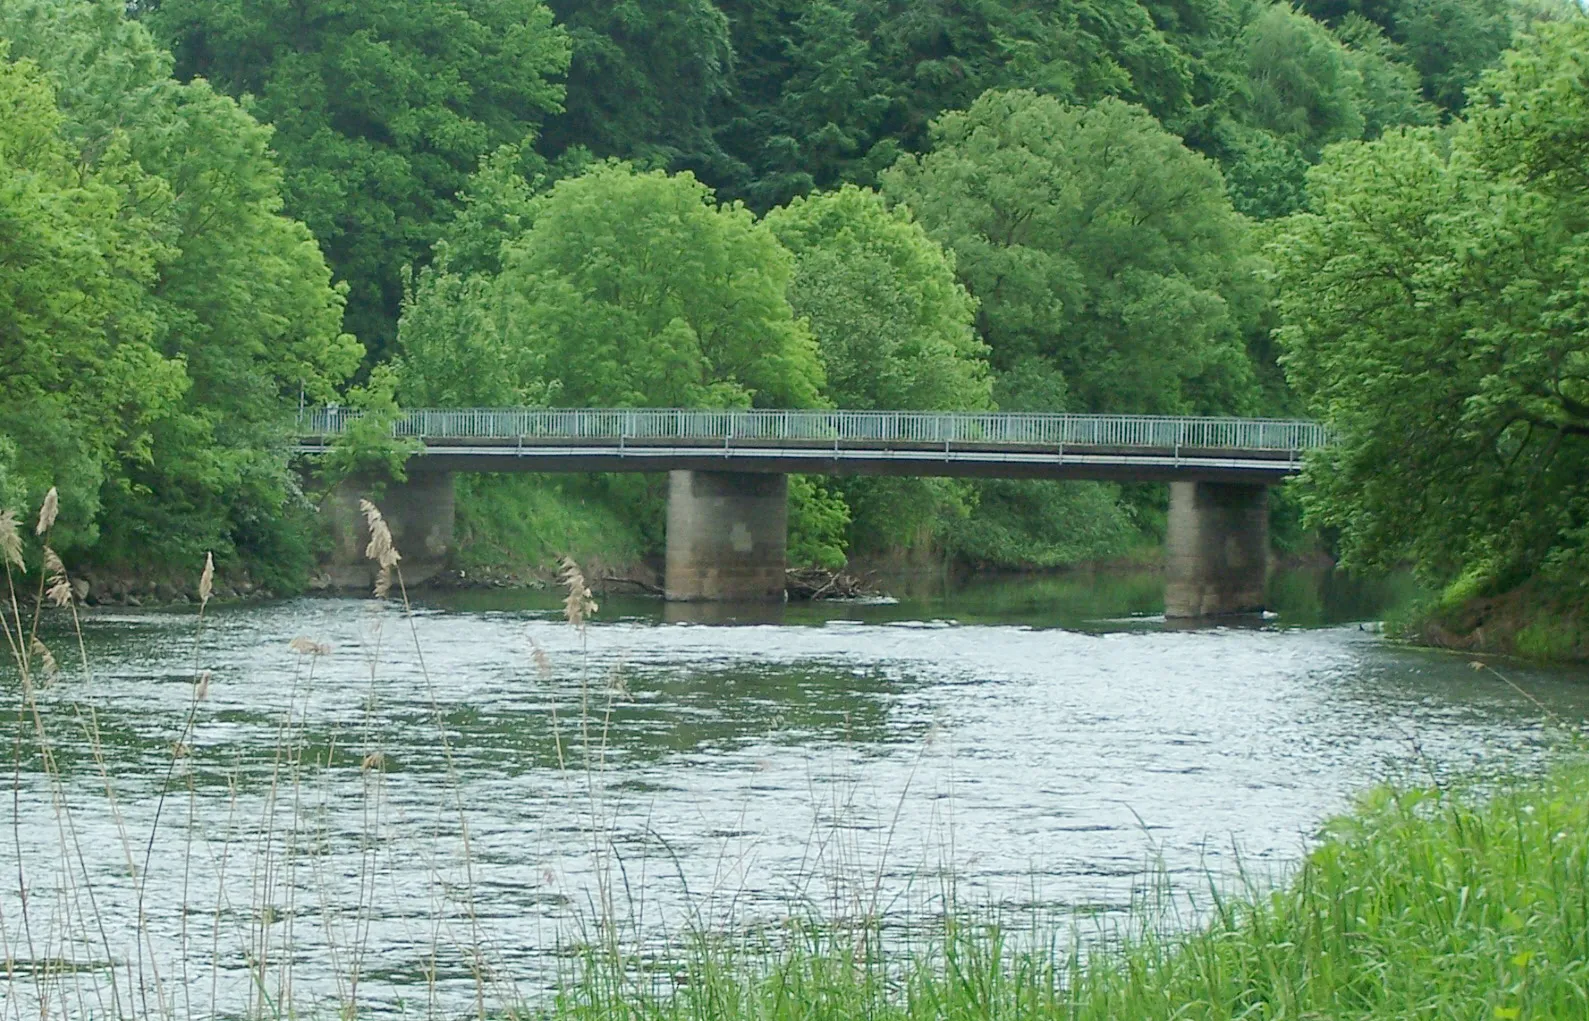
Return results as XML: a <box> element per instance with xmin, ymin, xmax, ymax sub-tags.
<box><xmin>148</xmin><ymin>0</ymin><xmax>571</xmax><ymax>354</ymax></box>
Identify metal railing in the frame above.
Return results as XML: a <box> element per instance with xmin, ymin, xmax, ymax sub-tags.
<box><xmin>298</xmin><ymin>408</ymin><xmax>1331</xmax><ymax>452</ymax></box>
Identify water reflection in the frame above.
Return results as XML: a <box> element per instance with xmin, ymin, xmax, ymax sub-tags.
<box><xmin>440</xmin><ymin>564</ymin><xmax>1424</xmax><ymax>631</ymax></box>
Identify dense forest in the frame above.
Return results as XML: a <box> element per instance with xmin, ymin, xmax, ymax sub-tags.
<box><xmin>3</xmin><ymin>0</ymin><xmax>1588</xmax><ymax>627</ymax></box>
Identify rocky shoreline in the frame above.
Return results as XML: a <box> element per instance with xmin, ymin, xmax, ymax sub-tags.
<box><xmin>72</xmin><ymin>569</ymin><xmax>273</xmax><ymax>608</ymax></box>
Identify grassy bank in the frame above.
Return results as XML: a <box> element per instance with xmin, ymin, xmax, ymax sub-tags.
<box><xmin>548</xmin><ymin>759</ymin><xmax>1589</xmax><ymax>1021</ymax></box>
<box><xmin>451</xmin><ymin>473</ymin><xmax>654</xmax><ymax>582</ymax></box>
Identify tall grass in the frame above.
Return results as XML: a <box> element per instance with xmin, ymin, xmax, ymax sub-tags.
<box><xmin>545</xmin><ymin>762</ymin><xmax>1589</xmax><ymax>1020</ymax></box>
<box><xmin>3</xmin><ymin>485</ymin><xmax>1587</xmax><ymax>1019</ymax></box>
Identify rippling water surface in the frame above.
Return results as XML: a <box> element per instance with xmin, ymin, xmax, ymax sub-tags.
<box><xmin>6</xmin><ymin>568</ymin><xmax>1587</xmax><ymax>1018</ymax></box>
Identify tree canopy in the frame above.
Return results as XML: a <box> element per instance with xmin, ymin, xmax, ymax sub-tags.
<box><xmin>763</xmin><ymin>185</ymin><xmax>989</xmax><ymax>412</ymax></box>
<box><xmin>883</xmin><ymin>90</ymin><xmax>1262</xmax><ymax>416</ymax></box>
<box><xmin>765</xmin><ymin>184</ymin><xmax>991</xmax><ymax>554</ymax></box>
<box><xmin>146</xmin><ymin>0</ymin><xmax>571</xmax><ymax>355</ymax></box>
<box><xmin>1</xmin><ymin>0</ymin><xmax>357</xmax><ymax>577</ymax></box>
<box><xmin>4</xmin><ymin>0</ymin><xmax>1582</xmax><ymax>582</ymax></box>
<box><xmin>1273</xmin><ymin>18</ymin><xmax>1589</xmax><ymax>588</ymax></box>
<box><xmin>400</xmin><ymin>162</ymin><xmax>824</xmax><ymax>410</ymax></box>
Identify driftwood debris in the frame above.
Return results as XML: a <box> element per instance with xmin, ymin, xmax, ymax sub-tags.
<box><xmin>597</xmin><ymin>575</ymin><xmax>664</xmax><ymax>595</ymax></box>
<box><xmin>594</xmin><ymin>570</ymin><xmax>877</xmax><ymax>600</ymax></box>
<box><xmin>785</xmin><ymin>567</ymin><xmax>877</xmax><ymax>601</ymax></box>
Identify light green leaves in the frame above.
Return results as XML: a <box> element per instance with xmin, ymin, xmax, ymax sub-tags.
<box><xmin>0</xmin><ymin>1</ymin><xmax>359</xmax><ymax>576</ymax></box>
<box><xmin>400</xmin><ymin>161</ymin><xmax>825</xmax><ymax>410</ymax></box>
<box><xmin>764</xmin><ymin>185</ymin><xmax>990</xmax><ymax>413</ymax></box>
<box><xmin>494</xmin><ymin>163</ymin><xmax>824</xmax><ymax>409</ymax></box>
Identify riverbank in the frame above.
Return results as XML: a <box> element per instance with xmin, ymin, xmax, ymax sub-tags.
<box><xmin>1402</xmin><ymin>578</ymin><xmax>1589</xmax><ymax>664</ymax></box>
<box><xmin>68</xmin><ymin>565</ymin><xmax>274</xmax><ymax>607</ymax></box>
<box><xmin>554</xmin><ymin>756</ymin><xmax>1589</xmax><ymax>1020</ymax></box>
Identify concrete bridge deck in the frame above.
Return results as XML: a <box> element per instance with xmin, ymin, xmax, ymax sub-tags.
<box><xmin>302</xmin><ymin>408</ymin><xmax>1329</xmax><ymax>617</ymax></box>
<box><xmin>297</xmin><ymin>408</ymin><xmax>1326</xmax><ymax>484</ymax></box>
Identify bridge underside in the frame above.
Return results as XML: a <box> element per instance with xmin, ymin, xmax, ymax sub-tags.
<box><xmin>390</xmin><ymin>445</ymin><xmax>1296</xmax><ymax>486</ymax></box>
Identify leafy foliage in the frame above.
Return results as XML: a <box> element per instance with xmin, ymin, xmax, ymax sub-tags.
<box><xmin>0</xmin><ymin>51</ymin><xmax>171</xmax><ymax>549</ymax></box>
<box><xmin>540</xmin><ymin>0</ymin><xmax>736</xmax><ymax>178</ymax></box>
<box><xmin>145</xmin><ymin>0</ymin><xmax>571</xmax><ymax>354</ymax></box>
<box><xmin>763</xmin><ymin>185</ymin><xmax>989</xmax><ymax>413</ymax></box>
<box><xmin>0</xmin><ymin>1</ymin><xmax>357</xmax><ymax>575</ymax></box>
<box><xmin>883</xmin><ymin>90</ymin><xmax>1262</xmax><ymax>416</ymax></box>
<box><xmin>765</xmin><ymin>185</ymin><xmax>989</xmax><ymax>554</ymax></box>
<box><xmin>1238</xmin><ymin>3</ymin><xmax>1367</xmax><ymax>153</ymax></box>
<box><xmin>316</xmin><ymin>365</ymin><xmax>421</xmax><ymax>485</ymax></box>
<box><xmin>487</xmin><ymin>163</ymin><xmax>824</xmax><ymax>409</ymax></box>
<box><xmin>712</xmin><ymin>0</ymin><xmax>1213</xmax><ymax>210</ymax></box>
<box><xmin>4</xmin><ymin>0</ymin><xmax>1574</xmax><ymax>581</ymax></box>
<box><xmin>1274</xmin><ymin>19</ymin><xmax>1589</xmax><ymax>588</ymax></box>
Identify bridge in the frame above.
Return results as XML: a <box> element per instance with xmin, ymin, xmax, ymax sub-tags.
<box><xmin>302</xmin><ymin>408</ymin><xmax>1330</xmax><ymax>617</ymax></box>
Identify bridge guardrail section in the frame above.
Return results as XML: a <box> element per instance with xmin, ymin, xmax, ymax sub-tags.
<box><xmin>299</xmin><ymin>408</ymin><xmax>1331</xmax><ymax>454</ymax></box>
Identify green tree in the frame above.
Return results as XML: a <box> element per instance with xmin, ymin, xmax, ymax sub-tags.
<box><xmin>1238</xmin><ymin>4</ymin><xmax>1365</xmax><ymax>154</ymax></box>
<box><xmin>1336</xmin><ymin>14</ymin><xmax>1437</xmax><ymax>137</ymax></box>
<box><xmin>1</xmin><ymin>1</ymin><xmax>359</xmax><ymax>579</ymax></box>
<box><xmin>540</xmin><ymin>0</ymin><xmax>737</xmax><ymax>178</ymax></box>
<box><xmin>764</xmin><ymin>186</ymin><xmax>990</xmax><ymax>412</ymax></box>
<box><xmin>1273</xmin><ymin>20</ymin><xmax>1589</xmax><ymax>588</ymax></box>
<box><xmin>715</xmin><ymin>0</ymin><xmax>893</xmax><ymax>209</ymax></box>
<box><xmin>0</xmin><ymin>50</ymin><xmax>177</xmax><ymax>547</ymax></box>
<box><xmin>1209</xmin><ymin>4</ymin><xmax>1432</xmax><ymax>221</ymax></box>
<box><xmin>396</xmin><ymin>161</ymin><xmax>831</xmax><ymax>568</ymax></box>
<box><xmin>1387</xmin><ymin>0</ymin><xmax>1516</xmax><ymax>110</ymax></box>
<box><xmin>882</xmin><ymin>89</ymin><xmax>1264</xmax><ymax>567</ymax></box>
<box><xmin>1215</xmin><ymin>120</ymin><xmax>1314</xmax><ymax>219</ymax></box>
<box><xmin>765</xmin><ymin>184</ymin><xmax>991</xmax><ymax>552</ymax></box>
<box><xmin>487</xmin><ymin>162</ymin><xmax>823</xmax><ymax>408</ymax></box>
<box><xmin>144</xmin><ymin>0</ymin><xmax>570</xmax><ymax>355</ymax></box>
<box><xmin>395</xmin><ymin>144</ymin><xmax>563</xmax><ymax>408</ymax></box>
<box><xmin>1297</xmin><ymin>0</ymin><xmax>1526</xmax><ymax>114</ymax></box>
<box><xmin>712</xmin><ymin>0</ymin><xmax>1223</xmax><ymax>211</ymax></box>
<box><xmin>883</xmin><ymin>90</ymin><xmax>1262</xmax><ymax>416</ymax></box>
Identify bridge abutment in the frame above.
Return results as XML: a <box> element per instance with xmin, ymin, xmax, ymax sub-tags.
<box><xmin>665</xmin><ymin>471</ymin><xmax>788</xmax><ymax>602</ymax></box>
<box><xmin>323</xmin><ymin>472</ymin><xmax>456</xmax><ymax>590</ymax></box>
<box><xmin>1165</xmin><ymin>481</ymin><xmax>1269</xmax><ymax>618</ymax></box>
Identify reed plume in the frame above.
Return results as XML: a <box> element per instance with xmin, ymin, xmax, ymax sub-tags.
<box><xmin>0</xmin><ymin>510</ymin><xmax>22</xmax><ymax>570</ymax></box>
<box><xmin>558</xmin><ymin>556</ymin><xmax>597</xmax><ymax>628</ymax></box>
<box><xmin>289</xmin><ymin>637</ymin><xmax>332</xmax><ymax>657</ymax></box>
<box><xmin>28</xmin><ymin>636</ymin><xmax>57</xmax><ymax>680</ymax></box>
<box><xmin>35</xmin><ymin>485</ymin><xmax>58</xmax><ymax>535</ymax></box>
<box><xmin>43</xmin><ymin>547</ymin><xmax>72</xmax><ymax>608</ymax></box>
<box><xmin>359</xmin><ymin>499</ymin><xmax>401</xmax><ymax>598</ymax></box>
<box><xmin>199</xmin><ymin>552</ymin><xmax>214</xmax><ymax>608</ymax></box>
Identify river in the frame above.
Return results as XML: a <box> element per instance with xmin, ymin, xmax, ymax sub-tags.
<box><xmin>5</xmin><ymin>567</ymin><xmax>1586</xmax><ymax>1019</ymax></box>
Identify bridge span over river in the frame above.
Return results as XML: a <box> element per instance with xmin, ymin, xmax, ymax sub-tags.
<box><xmin>300</xmin><ymin>408</ymin><xmax>1331</xmax><ymax>617</ymax></box>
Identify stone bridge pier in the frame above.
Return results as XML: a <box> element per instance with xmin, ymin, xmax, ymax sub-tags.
<box><xmin>1164</xmin><ymin>481</ymin><xmax>1270</xmax><ymax>618</ymax></box>
<box><xmin>664</xmin><ymin>471</ymin><xmax>789</xmax><ymax>601</ymax></box>
<box><xmin>323</xmin><ymin>471</ymin><xmax>456</xmax><ymax>590</ymax></box>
